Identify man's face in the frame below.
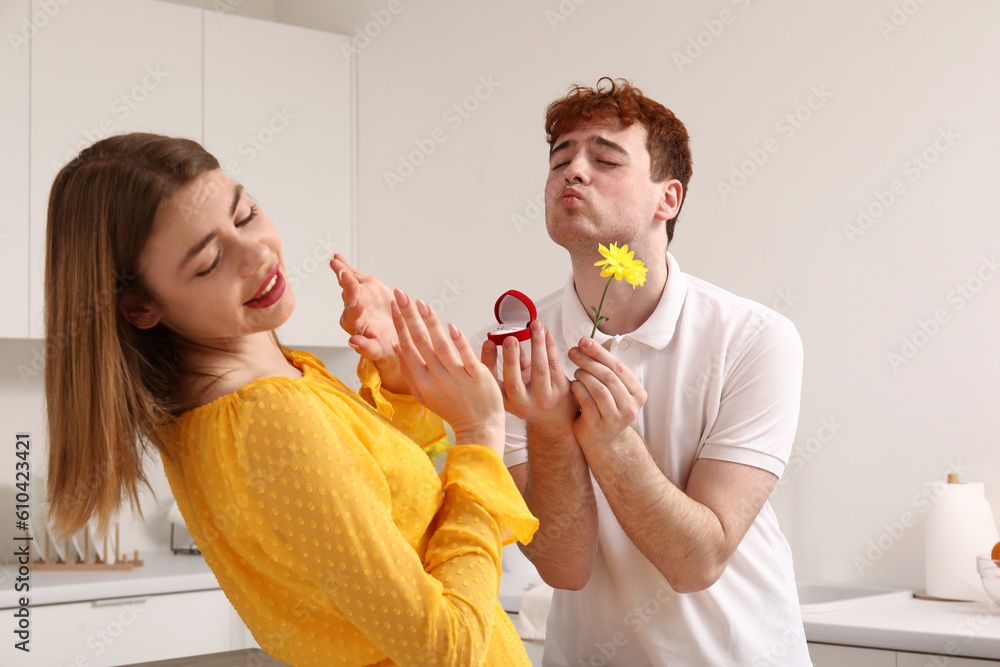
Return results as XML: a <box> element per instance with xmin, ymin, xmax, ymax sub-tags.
<box><xmin>545</xmin><ymin>119</ymin><xmax>669</xmax><ymax>255</ymax></box>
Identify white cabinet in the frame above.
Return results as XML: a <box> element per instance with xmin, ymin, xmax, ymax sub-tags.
<box><xmin>204</xmin><ymin>13</ymin><xmax>353</xmax><ymax>348</ymax></box>
<box><xmin>12</xmin><ymin>0</ymin><xmax>354</xmax><ymax>347</ymax></box>
<box><xmin>0</xmin><ymin>0</ymin><xmax>32</xmax><ymax>338</ymax></box>
<box><xmin>808</xmin><ymin>642</ymin><xmax>897</xmax><ymax>666</ymax></box>
<box><xmin>809</xmin><ymin>643</ymin><xmax>1000</xmax><ymax>666</ymax></box>
<box><xmin>898</xmin><ymin>652</ymin><xmax>1000</xmax><ymax>666</ymax></box>
<box><xmin>28</xmin><ymin>0</ymin><xmax>204</xmax><ymax>339</ymax></box>
<box><xmin>0</xmin><ymin>589</ymin><xmax>249</xmax><ymax>666</ymax></box>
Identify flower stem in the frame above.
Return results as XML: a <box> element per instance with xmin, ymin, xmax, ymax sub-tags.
<box><xmin>590</xmin><ymin>275</ymin><xmax>614</xmax><ymax>338</ymax></box>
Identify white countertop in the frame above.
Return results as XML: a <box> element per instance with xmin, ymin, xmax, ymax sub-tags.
<box><xmin>6</xmin><ymin>555</ymin><xmax>1000</xmax><ymax>660</ymax></box>
<box><xmin>803</xmin><ymin>595</ymin><xmax>1000</xmax><ymax>660</ymax></box>
<box><xmin>0</xmin><ymin>552</ymin><xmax>218</xmax><ymax>608</ymax></box>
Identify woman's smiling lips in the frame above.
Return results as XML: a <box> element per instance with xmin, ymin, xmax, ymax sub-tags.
<box><xmin>245</xmin><ymin>265</ymin><xmax>285</xmax><ymax>308</ymax></box>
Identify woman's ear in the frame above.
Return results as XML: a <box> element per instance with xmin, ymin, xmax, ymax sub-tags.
<box><xmin>119</xmin><ymin>290</ymin><xmax>162</xmax><ymax>330</ymax></box>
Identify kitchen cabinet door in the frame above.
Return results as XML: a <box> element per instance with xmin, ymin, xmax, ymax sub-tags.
<box><xmin>0</xmin><ymin>0</ymin><xmax>31</xmax><ymax>338</ymax></box>
<box><xmin>808</xmin><ymin>642</ymin><xmax>896</xmax><ymax>667</ymax></box>
<box><xmin>204</xmin><ymin>13</ymin><xmax>354</xmax><ymax>348</ymax></box>
<box><xmin>898</xmin><ymin>651</ymin><xmax>1000</xmax><ymax>666</ymax></box>
<box><xmin>0</xmin><ymin>589</ymin><xmax>242</xmax><ymax>666</ymax></box>
<box><xmin>28</xmin><ymin>0</ymin><xmax>203</xmax><ymax>339</ymax></box>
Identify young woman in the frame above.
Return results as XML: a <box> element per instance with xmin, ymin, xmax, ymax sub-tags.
<box><xmin>44</xmin><ymin>133</ymin><xmax>537</xmax><ymax>666</ymax></box>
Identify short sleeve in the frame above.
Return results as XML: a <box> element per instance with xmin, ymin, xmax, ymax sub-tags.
<box><xmin>697</xmin><ymin>313</ymin><xmax>804</xmax><ymax>477</ymax></box>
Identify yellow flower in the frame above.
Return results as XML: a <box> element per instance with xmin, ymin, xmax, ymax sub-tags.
<box><xmin>422</xmin><ymin>436</ymin><xmax>452</xmax><ymax>465</ymax></box>
<box><xmin>594</xmin><ymin>243</ymin><xmax>648</xmax><ymax>289</ymax></box>
<box><xmin>589</xmin><ymin>242</ymin><xmax>647</xmax><ymax>337</ymax></box>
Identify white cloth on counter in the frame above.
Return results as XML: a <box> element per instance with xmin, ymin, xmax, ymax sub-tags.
<box><xmin>517</xmin><ymin>582</ymin><xmax>554</xmax><ymax>640</ymax></box>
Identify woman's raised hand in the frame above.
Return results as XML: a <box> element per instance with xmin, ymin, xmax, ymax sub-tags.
<box><xmin>331</xmin><ymin>254</ymin><xmax>410</xmax><ymax>395</ymax></box>
<box><xmin>390</xmin><ymin>290</ymin><xmax>505</xmax><ymax>455</ymax></box>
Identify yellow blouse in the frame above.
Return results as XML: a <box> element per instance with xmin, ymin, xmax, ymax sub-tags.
<box><xmin>159</xmin><ymin>349</ymin><xmax>538</xmax><ymax>666</ymax></box>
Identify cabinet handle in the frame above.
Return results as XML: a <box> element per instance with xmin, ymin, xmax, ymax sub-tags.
<box><xmin>92</xmin><ymin>597</ymin><xmax>149</xmax><ymax>608</ymax></box>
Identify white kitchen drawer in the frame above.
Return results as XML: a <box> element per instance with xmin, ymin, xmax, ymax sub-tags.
<box><xmin>898</xmin><ymin>651</ymin><xmax>1000</xmax><ymax>666</ymax></box>
<box><xmin>1</xmin><ymin>588</ymin><xmax>244</xmax><ymax>666</ymax></box>
<box><xmin>808</xmin><ymin>641</ymin><xmax>896</xmax><ymax>667</ymax></box>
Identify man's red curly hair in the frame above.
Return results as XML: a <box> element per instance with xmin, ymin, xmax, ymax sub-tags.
<box><xmin>545</xmin><ymin>77</ymin><xmax>693</xmax><ymax>242</ymax></box>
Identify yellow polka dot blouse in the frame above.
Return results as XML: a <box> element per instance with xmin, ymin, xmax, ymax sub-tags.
<box><xmin>159</xmin><ymin>349</ymin><xmax>538</xmax><ymax>666</ymax></box>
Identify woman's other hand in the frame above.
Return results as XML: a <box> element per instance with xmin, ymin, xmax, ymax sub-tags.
<box><xmin>391</xmin><ymin>290</ymin><xmax>504</xmax><ymax>455</ymax></box>
<box><xmin>331</xmin><ymin>254</ymin><xmax>410</xmax><ymax>395</ymax></box>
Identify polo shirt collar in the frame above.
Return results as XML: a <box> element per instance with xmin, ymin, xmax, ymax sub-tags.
<box><xmin>561</xmin><ymin>252</ymin><xmax>688</xmax><ymax>351</ymax></box>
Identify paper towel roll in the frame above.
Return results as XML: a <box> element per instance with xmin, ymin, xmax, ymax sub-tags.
<box><xmin>925</xmin><ymin>479</ymin><xmax>1000</xmax><ymax>602</ymax></box>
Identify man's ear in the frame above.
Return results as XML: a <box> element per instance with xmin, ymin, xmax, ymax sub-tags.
<box><xmin>119</xmin><ymin>290</ymin><xmax>162</xmax><ymax>330</ymax></box>
<box><xmin>655</xmin><ymin>179</ymin><xmax>683</xmax><ymax>222</ymax></box>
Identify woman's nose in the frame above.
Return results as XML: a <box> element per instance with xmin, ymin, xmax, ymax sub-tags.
<box><xmin>241</xmin><ymin>235</ymin><xmax>271</xmax><ymax>278</ymax></box>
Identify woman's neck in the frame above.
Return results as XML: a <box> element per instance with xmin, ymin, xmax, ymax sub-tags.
<box><xmin>179</xmin><ymin>331</ymin><xmax>301</xmax><ymax>409</ymax></box>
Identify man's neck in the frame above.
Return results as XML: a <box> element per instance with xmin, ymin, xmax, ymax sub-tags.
<box><xmin>570</xmin><ymin>252</ymin><xmax>669</xmax><ymax>336</ymax></box>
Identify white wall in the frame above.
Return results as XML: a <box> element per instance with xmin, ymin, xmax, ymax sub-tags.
<box><xmin>344</xmin><ymin>0</ymin><xmax>1000</xmax><ymax>593</ymax></box>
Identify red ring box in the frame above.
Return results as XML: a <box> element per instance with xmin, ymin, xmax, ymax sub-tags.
<box><xmin>487</xmin><ymin>290</ymin><xmax>536</xmax><ymax>344</ymax></box>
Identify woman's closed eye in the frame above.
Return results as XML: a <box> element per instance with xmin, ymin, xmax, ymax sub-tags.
<box><xmin>195</xmin><ymin>205</ymin><xmax>260</xmax><ymax>277</ymax></box>
<box><xmin>237</xmin><ymin>204</ymin><xmax>259</xmax><ymax>228</ymax></box>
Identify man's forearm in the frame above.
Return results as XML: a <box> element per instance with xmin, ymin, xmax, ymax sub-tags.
<box><xmin>515</xmin><ymin>424</ymin><xmax>599</xmax><ymax>590</ymax></box>
<box><xmin>585</xmin><ymin>427</ymin><xmax>729</xmax><ymax>593</ymax></box>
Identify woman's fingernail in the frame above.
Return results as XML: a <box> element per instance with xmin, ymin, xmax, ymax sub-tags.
<box><xmin>416</xmin><ymin>299</ymin><xmax>430</xmax><ymax>316</ymax></box>
<box><xmin>580</xmin><ymin>338</ymin><xmax>592</xmax><ymax>348</ymax></box>
<box><xmin>394</xmin><ymin>289</ymin><xmax>409</xmax><ymax>306</ymax></box>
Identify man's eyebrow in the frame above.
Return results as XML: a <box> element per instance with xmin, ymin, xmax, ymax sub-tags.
<box><xmin>592</xmin><ymin>136</ymin><xmax>629</xmax><ymax>155</ymax></box>
<box><xmin>550</xmin><ymin>138</ymin><xmax>573</xmax><ymax>157</ymax></box>
<box><xmin>549</xmin><ymin>135</ymin><xmax>630</xmax><ymax>158</ymax></box>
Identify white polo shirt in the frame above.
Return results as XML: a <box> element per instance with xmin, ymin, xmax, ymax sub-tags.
<box><xmin>504</xmin><ymin>253</ymin><xmax>810</xmax><ymax>666</ymax></box>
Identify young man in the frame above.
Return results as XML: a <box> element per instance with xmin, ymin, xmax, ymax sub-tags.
<box><xmin>483</xmin><ymin>78</ymin><xmax>809</xmax><ymax>665</ymax></box>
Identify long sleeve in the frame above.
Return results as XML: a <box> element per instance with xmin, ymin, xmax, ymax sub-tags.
<box><xmin>356</xmin><ymin>357</ymin><xmax>449</xmax><ymax>452</ymax></box>
<box><xmin>229</xmin><ymin>380</ymin><xmax>536</xmax><ymax>666</ymax></box>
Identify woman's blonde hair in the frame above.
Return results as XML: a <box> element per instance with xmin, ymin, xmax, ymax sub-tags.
<box><xmin>44</xmin><ymin>133</ymin><xmax>220</xmax><ymax>537</ymax></box>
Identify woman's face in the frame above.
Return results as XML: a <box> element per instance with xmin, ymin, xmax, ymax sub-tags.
<box><xmin>134</xmin><ymin>169</ymin><xmax>294</xmax><ymax>342</ymax></box>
